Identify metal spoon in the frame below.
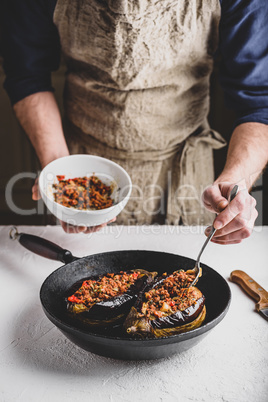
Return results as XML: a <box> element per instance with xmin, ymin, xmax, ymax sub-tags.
<box><xmin>190</xmin><ymin>184</ymin><xmax>239</xmax><ymax>287</ymax></box>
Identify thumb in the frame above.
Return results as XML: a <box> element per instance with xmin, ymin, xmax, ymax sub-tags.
<box><xmin>216</xmin><ymin>199</ymin><xmax>229</xmax><ymax>213</ymax></box>
<box><xmin>202</xmin><ymin>184</ymin><xmax>229</xmax><ymax>214</ymax></box>
<box><xmin>32</xmin><ymin>178</ymin><xmax>41</xmax><ymax>201</ymax></box>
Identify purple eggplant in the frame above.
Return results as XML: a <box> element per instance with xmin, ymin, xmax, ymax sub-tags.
<box><xmin>124</xmin><ymin>270</ymin><xmax>206</xmax><ymax>338</ymax></box>
<box><xmin>66</xmin><ymin>269</ymin><xmax>157</xmax><ymax>327</ymax></box>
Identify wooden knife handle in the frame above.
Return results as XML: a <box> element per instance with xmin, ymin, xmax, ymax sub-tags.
<box><xmin>230</xmin><ymin>270</ymin><xmax>268</xmax><ymax>311</ymax></box>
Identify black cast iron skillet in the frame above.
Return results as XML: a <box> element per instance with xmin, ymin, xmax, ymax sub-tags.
<box><xmin>10</xmin><ymin>227</ymin><xmax>231</xmax><ymax>360</ymax></box>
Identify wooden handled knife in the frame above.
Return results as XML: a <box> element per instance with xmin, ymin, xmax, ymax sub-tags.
<box><xmin>230</xmin><ymin>270</ymin><xmax>268</xmax><ymax>321</ymax></box>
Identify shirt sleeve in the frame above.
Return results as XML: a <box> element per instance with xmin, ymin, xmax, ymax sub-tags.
<box><xmin>219</xmin><ymin>0</ymin><xmax>268</xmax><ymax>127</ymax></box>
<box><xmin>0</xmin><ymin>0</ymin><xmax>60</xmax><ymax>105</ymax></box>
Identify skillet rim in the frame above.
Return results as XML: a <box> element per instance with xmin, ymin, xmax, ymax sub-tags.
<box><xmin>40</xmin><ymin>249</ymin><xmax>232</xmax><ymax>342</ymax></box>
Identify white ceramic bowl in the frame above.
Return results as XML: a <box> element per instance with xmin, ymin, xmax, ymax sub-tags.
<box><xmin>39</xmin><ymin>155</ymin><xmax>132</xmax><ymax>227</ymax></box>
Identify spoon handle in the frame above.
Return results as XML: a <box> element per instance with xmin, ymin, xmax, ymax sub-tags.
<box><xmin>196</xmin><ymin>184</ymin><xmax>239</xmax><ymax>264</ymax></box>
<box><xmin>229</xmin><ymin>184</ymin><xmax>239</xmax><ymax>203</ymax></box>
<box><xmin>209</xmin><ymin>184</ymin><xmax>239</xmax><ymax>239</ymax></box>
<box><xmin>196</xmin><ymin>227</ymin><xmax>216</xmax><ymax>263</ymax></box>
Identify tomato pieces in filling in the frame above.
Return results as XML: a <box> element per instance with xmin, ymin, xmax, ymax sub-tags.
<box><xmin>53</xmin><ymin>175</ymin><xmax>114</xmax><ymax>210</ymax></box>
<box><xmin>68</xmin><ymin>271</ymin><xmax>141</xmax><ymax>307</ymax></box>
<box><xmin>142</xmin><ymin>270</ymin><xmax>198</xmax><ymax>319</ymax></box>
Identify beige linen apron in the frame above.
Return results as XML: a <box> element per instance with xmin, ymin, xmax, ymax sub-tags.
<box><xmin>54</xmin><ymin>0</ymin><xmax>226</xmax><ymax>225</ymax></box>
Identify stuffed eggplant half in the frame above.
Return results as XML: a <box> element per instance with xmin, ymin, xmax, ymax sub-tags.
<box><xmin>66</xmin><ymin>269</ymin><xmax>157</xmax><ymax>326</ymax></box>
<box><xmin>124</xmin><ymin>270</ymin><xmax>206</xmax><ymax>338</ymax></box>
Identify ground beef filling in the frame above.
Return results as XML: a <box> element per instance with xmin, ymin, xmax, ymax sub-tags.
<box><xmin>142</xmin><ymin>270</ymin><xmax>199</xmax><ymax>319</ymax></box>
<box><xmin>53</xmin><ymin>175</ymin><xmax>114</xmax><ymax>210</ymax></box>
<box><xmin>68</xmin><ymin>271</ymin><xmax>141</xmax><ymax>308</ymax></box>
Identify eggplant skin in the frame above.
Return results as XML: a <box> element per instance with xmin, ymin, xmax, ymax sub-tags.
<box><xmin>66</xmin><ymin>269</ymin><xmax>157</xmax><ymax>327</ymax></box>
<box><xmin>153</xmin><ymin>306</ymin><xmax>206</xmax><ymax>337</ymax></box>
<box><xmin>151</xmin><ymin>295</ymin><xmax>205</xmax><ymax>329</ymax></box>
<box><xmin>124</xmin><ymin>288</ymin><xmax>206</xmax><ymax>338</ymax></box>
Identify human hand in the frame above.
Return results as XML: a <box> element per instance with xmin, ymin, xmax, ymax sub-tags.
<box><xmin>32</xmin><ymin>177</ymin><xmax>116</xmax><ymax>233</ymax></box>
<box><xmin>202</xmin><ymin>182</ymin><xmax>258</xmax><ymax>245</ymax></box>
<box><xmin>32</xmin><ymin>177</ymin><xmax>41</xmax><ymax>201</ymax></box>
<box><xmin>60</xmin><ymin>218</ymin><xmax>117</xmax><ymax>234</ymax></box>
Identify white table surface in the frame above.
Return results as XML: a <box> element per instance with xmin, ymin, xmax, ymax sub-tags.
<box><xmin>0</xmin><ymin>225</ymin><xmax>267</xmax><ymax>402</ymax></box>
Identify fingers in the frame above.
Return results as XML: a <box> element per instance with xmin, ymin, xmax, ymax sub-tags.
<box><xmin>203</xmin><ymin>184</ymin><xmax>258</xmax><ymax>245</ymax></box>
<box><xmin>60</xmin><ymin>217</ymin><xmax>117</xmax><ymax>234</ymax></box>
<box><xmin>210</xmin><ymin>238</ymin><xmax>243</xmax><ymax>245</ymax></box>
<box><xmin>32</xmin><ymin>177</ymin><xmax>41</xmax><ymax>201</ymax></box>
<box><xmin>213</xmin><ymin>189</ymin><xmax>257</xmax><ymax>231</ymax></box>
<box><xmin>202</xmin><ymin>183</ymin><xmax>230</xmax><ymax>213</ymax></box>
<box><xmin>205</xmin><ymin>214</ymin><xmax>255</xmax><ymax>244</ymax></box>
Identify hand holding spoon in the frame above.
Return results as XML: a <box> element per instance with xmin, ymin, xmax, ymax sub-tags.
<box><xmin>190</xmin><ymin>185</ymin><xmax>239</xmax><ymax>287</ymax></box>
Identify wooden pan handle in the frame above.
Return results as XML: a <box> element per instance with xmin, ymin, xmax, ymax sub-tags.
<box><xmin>230</xmin><ymin>270</ymin><xmax>268</xmax><ymax>311</ymax></box>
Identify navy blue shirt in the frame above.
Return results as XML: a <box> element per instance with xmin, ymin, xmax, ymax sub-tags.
<box><xmin>1</xmin><ymin>0</ymin><xmax>268</xmax><ymax>128</ymax></box>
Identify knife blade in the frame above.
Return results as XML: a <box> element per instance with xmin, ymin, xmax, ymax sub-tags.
<box><xmin>230</xmin><ymin>270</ymin><xmax>268</xmax><ymax>321</ymax></box>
